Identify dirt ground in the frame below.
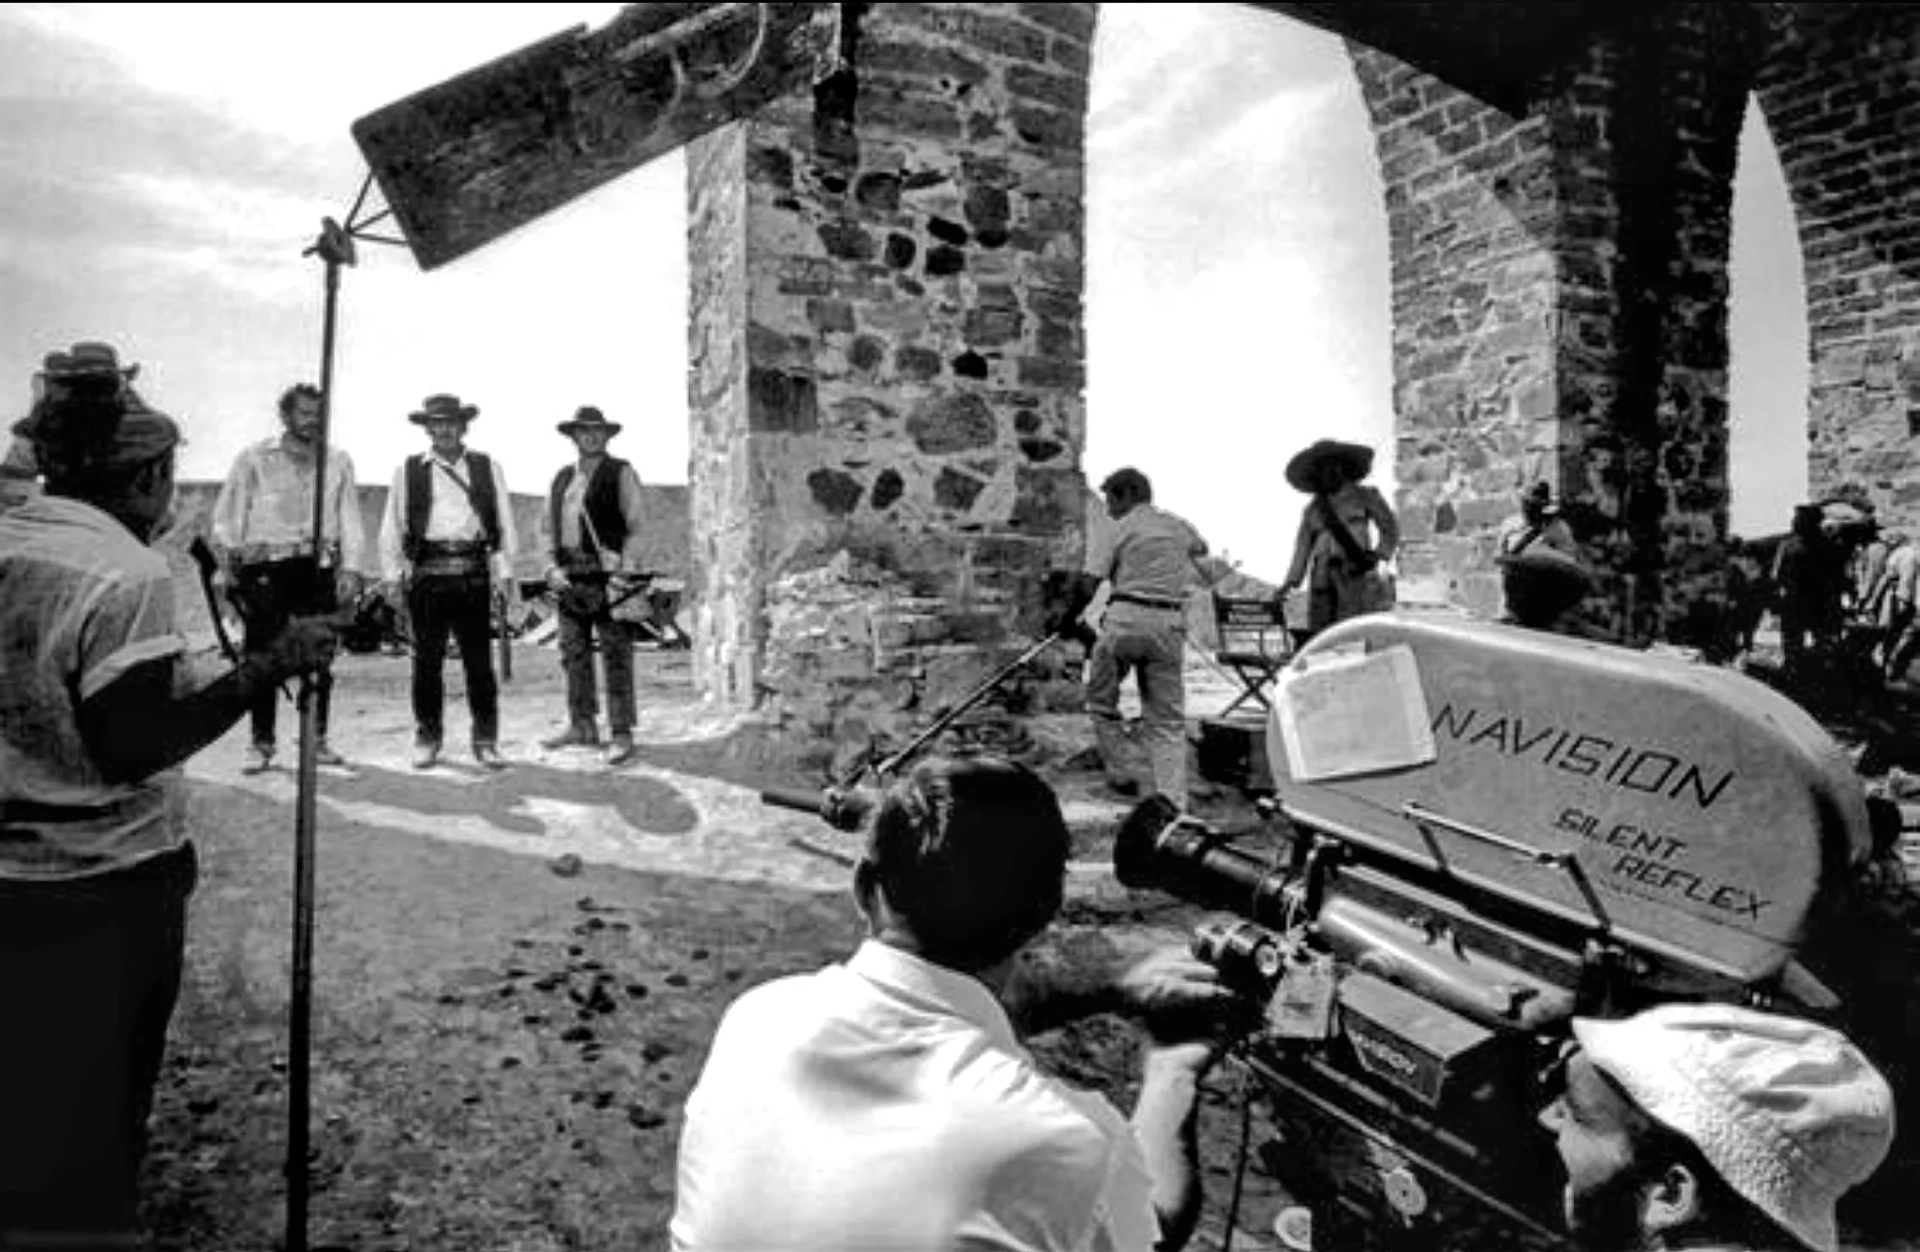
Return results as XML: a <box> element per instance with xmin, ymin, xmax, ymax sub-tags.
<box><xmin>134</xmin><ymin>636</ymin><xmax>1920</xmax><ymax>1252</ymax></box>
<box><xmin>137</xmin><ymin>643</ymin><xmax>1296</xmax><ymax>1252</ymax></box>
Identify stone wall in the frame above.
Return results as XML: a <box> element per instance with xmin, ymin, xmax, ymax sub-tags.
<box><xmin>1352</xmin><ymin>5</ymin><xmax>1761</xmax><ymax>639</ymax></box>
<box><xmin>1350</xmin><ymin>45</ymin><xmax>1560</xmax><ymax>617</ymax></box>
<box><xmin>686</xmin><ymin>2</ymin><xmax>1098</xmax><ymax>771</ymax></box>
<box><xmin>1758</xmin><ymin>5</ymin><xmax>1920</xmax><ymax>533</ymax></box>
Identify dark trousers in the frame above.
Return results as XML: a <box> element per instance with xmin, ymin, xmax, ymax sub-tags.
<box><xmin>0</xmin><ymin>844</ymin><xmax>197</xmax><ymax>1244</ymax></box>
<box><xmin>557</xmin><ymin>584</ymin><xmax>636</xmax><ymax>735</ymax></box>
<box><xmin>237</xmin><ymin>557</ymin><xmax>337</xmax><ymax>746</ymax></box>
<box><xmin>407</xmin><ymin>571</ymin><xmax>498</xmax><ymax>747</ymax></box>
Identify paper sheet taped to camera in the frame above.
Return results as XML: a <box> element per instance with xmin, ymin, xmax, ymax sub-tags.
<box><xmin>1268</xmin><ymin>613</ymin><xmax>1870</xmax><ymax>988</ymax></box>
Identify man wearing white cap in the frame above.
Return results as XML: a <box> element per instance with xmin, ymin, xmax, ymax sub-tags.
<box><xmin>1538</xmin><ymin>1002</ymin><xmax>1894</xmax><ymax>1252</ymax></box>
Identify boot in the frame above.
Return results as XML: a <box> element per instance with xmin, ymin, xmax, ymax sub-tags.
<box><xmin>541</xmin><ymin>721</ymin><xmax>600</xmax><ymax>750</ymax></box>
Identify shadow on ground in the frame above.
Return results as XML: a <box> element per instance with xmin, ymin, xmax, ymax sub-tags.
<box><xmin>141</xmin><ymin>780</ymin><xmax>856</xmax><ymax>1252</ymax></box>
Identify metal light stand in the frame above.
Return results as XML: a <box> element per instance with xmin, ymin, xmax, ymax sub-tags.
<box><xmin>287</xmin><ymin>176</ymin><xmax>406</xmax><ymax>1252</ymax></box>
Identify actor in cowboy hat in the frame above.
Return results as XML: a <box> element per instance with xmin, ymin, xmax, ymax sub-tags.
<box><xmin>540</xmin><ymin>406</ymin><xmax>648</xmax><ymax>766</ymax></box>
<box><xmin>1</xmin><ymin>355</ymin><xmax>334</xmax><ymax>1244</ymax></box>
<box><xmin>378</xmin><ymin>393</ymin><xmax>519</xmax><ymax>770</ymax></box>
<box><xmin>1277</xmin><ymin>438</ymin><xmax>1399</xmax><ymax>637</ymax></box>
<box><xmin>1538</xmin><ymin>1002</ymin><xmax>1893</xmax><ymax>1252</ymax></box>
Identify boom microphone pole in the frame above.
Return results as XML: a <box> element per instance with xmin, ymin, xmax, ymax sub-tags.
<box><xmin>286</xmin><ymin>178</ymin><xmax>405</xmax><ymax>1252</ymax></box>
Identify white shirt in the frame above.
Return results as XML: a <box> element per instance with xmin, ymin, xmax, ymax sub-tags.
<box><xmin>671</xmin><ymin>940</ymin><xmax>1159</xmax><ymax>1252</ymax></box>
<box><xmin>0</xmin><ymin>495</ymin><xmax>186</xmax><ymax>879</ymax></box>
<box><xmin>378</xmin><ymin>448</ymin><xmax>518</xmax><ymax>583</ymax></box>
<box><xmin>1888</xmin><ymin>543</ymin><xmax>1919</xmax><ymax>607</ymax></box>
<box><xmin>211</xmin><ymin>435</ymin><xmax>368</xmax><ymax>573</ymax></box>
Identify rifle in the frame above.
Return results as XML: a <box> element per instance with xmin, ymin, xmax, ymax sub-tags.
<box><xmin>187</xmin><ymin>536</ymin><xmax>298</xmax><ymax>704</ymax></box>
<box><xmin>496</xmin><ymin>576</ymin><xmax>512</xmax><ymax>683</ymax></box>
<box><xmin>758</xmin><ymin>628</ymin><xmax>1065</xmax><ymax>832</ymax></box>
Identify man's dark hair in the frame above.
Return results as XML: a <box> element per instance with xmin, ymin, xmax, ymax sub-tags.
<box><xmin>865</xmin><ymin>755</ymin><xmax>1071</xmax><ymax>972</ymax></box>
<box><xmin>1100</xmin><ymin>467</ymin><xmax>1152</xmax><ymax>505</ymax></box>
<box><xmin>279</xmin><ymin>383</ymin><xmax>322</xmax><ymax>417</ymax></box>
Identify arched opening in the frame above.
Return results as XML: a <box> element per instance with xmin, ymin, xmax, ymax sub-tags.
<box><xmin>1086</xmin><ymin>5</ymin><xmax>1393</xmax><ymax>585</ymax></box>
<box><xmin>1726</xmin><ymin>95</ymin><xmax>1810</xmax><ymax>542</ymax></box>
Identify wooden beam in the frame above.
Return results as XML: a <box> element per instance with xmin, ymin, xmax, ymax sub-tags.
<box><xmin>351</xmin><ymin>2</ymin><xmax>841</xmax><ymax>271</ymax></box>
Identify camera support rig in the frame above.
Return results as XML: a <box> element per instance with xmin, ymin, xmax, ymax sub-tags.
<box><xmin>1116</xmin><ymin>610</ymin><xmax>1882</xmax><ymax>1251</ymax></box>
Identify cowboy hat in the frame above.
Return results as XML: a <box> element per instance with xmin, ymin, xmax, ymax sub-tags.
<box><xmin>1285</xmin><ymin>439</ymin><xmax>1374</xmax><ymax>492</ymax></box>
<box><xmin>410</xmin><ymin>393</ymin><xmax>478</xmax><ymax>425</ymax></box>
<box><xmin>42</xmin><ymin>341</ymin><xmax>139</xmax><ymax>381</ymax></box>
<box><xmin>557</xmin><ymin>405</ymin><xmax>622</xmax><ymax>438</ymax></box>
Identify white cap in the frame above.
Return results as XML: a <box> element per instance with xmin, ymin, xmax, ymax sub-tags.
<box><xmin>1572</xmin><ymin>1003</ymin><xmax>1894</xmax><ymax>1252</ymax></box>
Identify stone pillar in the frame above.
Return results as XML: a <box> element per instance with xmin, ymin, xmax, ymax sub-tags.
<box><xmin>1757</xmin><ymin>5</ymin><xmax>1920</xmax><ymax>534</ymax></box>
<box><xmin>1348</xmin><ymin>45</ymin><xmax>1562</xmax><ymax>616</ymax></box>
<box><xmin>685</xmin><ymin>2</ymin><xmax>1098</xmax><ymax>774</ymax></box>
<box><xmin>1351</xmin><ymin>4</ymin><xmax>1763</xmax><ymax>641</ymax></box>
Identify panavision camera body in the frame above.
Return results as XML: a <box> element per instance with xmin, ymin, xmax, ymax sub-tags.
<box><xmin>1116</xmin><ymin>612</ymin><xmax>1901</xmax><ymax>1252</ymax></box>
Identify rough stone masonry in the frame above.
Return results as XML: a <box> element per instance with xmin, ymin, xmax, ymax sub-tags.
<box><xmin>678</xmin><ymin>1</ymin><xmax>1920</xmax><ymax>764</ymax></box>
<box><xmin>687</xmin><ymin>2</ymin><xmax>1098</xmax><ymax>771</ymax></box>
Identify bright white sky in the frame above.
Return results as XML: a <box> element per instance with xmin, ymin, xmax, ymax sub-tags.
<box><xmin>1</xmin><ymin>2</ymin><xmax>1805</xmax><ymax>579</ymax></box>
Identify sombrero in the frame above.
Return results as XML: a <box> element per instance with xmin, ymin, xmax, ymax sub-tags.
<box><xmin>1286</xmin><ymin>439</ymin><xmax>1374</xmax><ymax>492</ymax></box>
<box><xmin>557</xmin><ymin>405</ymin><xmax>622</xmax><ymax>438</ymax></box>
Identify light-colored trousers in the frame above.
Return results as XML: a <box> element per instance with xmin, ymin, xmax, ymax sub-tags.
<box><xmin>1085</xmin><ymin>607</ymin><xmax>1188</xmax><ymax>804</ymax></box>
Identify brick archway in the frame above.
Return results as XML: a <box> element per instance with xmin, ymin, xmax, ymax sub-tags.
<box><xmin>1757</xmin><ymin>5</ymin><xmax>1920</xmax><ymax>531</ymax></box>
<box><xmin>680</xmin><ymin>1</ymin><xmax>1786</xmax><ymax>760</ymax></box>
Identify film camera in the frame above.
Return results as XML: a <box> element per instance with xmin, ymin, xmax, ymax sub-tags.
<box><xmin>1117</xmin><ymin>611</ymin><xmax>1902</xmax><ymax>1251</ymax></box>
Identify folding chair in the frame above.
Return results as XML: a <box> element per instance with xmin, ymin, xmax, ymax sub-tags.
<box><xmin>1212</xmin><ymin>593</ymin><xmax>1294</xmax><ymax>716</ymax></box>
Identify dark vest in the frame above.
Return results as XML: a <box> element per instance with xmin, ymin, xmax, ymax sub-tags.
<box><xmin>549</xmin><ymin>457</ymin><xmax>632</xmax><ymax>560</ymax></box>
<box><xmin>403</xmin><ymin>450</ymin><xmax>502</xmax><ymax>559</ymax></box>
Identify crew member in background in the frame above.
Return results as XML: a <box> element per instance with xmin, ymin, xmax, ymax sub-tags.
<box><xmin>540</xmin><ymin>406</ymin><xmax>647</xmax><ymax>767</ymax></box>
<box><xmin>1083</xmin><ymin>467</ymin><xmax>1211</xmax><ymax>806</ymax></box>
<box><xmin>211</xmin><ymin>382</ymin><xmax>367</xmax><ymax>773</ymax></box>
<box><xmin>379</xmin><ymin>393</ymin><xmax>517</xmax><ymax>771</ymax></box>
<box><xmin>1497</xmin><ymin>480</ymin><xmax>1577</xmax><ymax>558</ymax></box>
<box><xmin>1774</xmin><ymin>503</ymin><xmax>1842</xmax><ymax>675</ymax></box>
<box><xmin>1539</xmin><ymin>1003</ymin><xmax>1892</xmax><ymax>1252</ymax></box>
<box><xmin>0</xmin><ymin>343</ymin><xmax>333</xmax><ymax>1246</ymax></box>
<box><xmin>1277</xmin><ymin>438</ymin><xmax>1399</xmax><ymax>638</ymax></box>
<box><xmin>1880</xmin><ymin>529</ymin><xmax>1919</xmax><ymax>686</ymax></box>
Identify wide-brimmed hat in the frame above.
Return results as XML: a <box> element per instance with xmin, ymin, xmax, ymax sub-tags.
<box><xmin>1285</xmin><ymin>439</ymin><xmax>1374</xmax><ymax>492</ymax></box>
<box><xmin>557</xmin><ymin>405</ymin><xmax>622</xmax><ymax>438</ymax></box>
<box><xmin>1573</xmin><ymin>1004</ymin><xmax>1894</xmax><ymax>1252</ymax></box>
<box><xmin>410</xmin><ymin>393</ymin><xmax>478</xmax><ymax>425</ymax></box>
<box><xmin>42</xmin><ymin>341</ymin><xmax>139</xmax><ymax>381</ymax></box>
